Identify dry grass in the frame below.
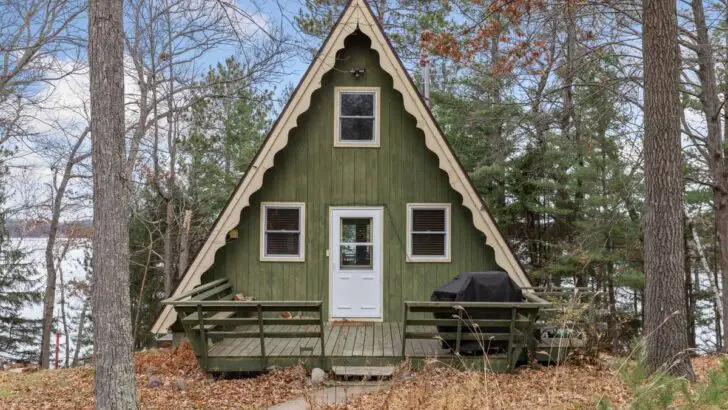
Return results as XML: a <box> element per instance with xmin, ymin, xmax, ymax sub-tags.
<box><xmin>0</xmin><ymin>346</ymin><xmax>724</xmax><ymax>409</ymax></box>
<box><xmin>326</xmin><ymin>355</ymin><xmax>724</xmax><ymax>410</ymax></box>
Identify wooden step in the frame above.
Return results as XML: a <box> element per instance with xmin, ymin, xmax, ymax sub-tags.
<box><xmin>332</xmin><ymin>366</ymin><xmax>395</xmax><ymax>378</ymax></box>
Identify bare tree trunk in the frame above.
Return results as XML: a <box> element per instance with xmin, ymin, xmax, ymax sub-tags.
<box><xmin>71</xmin><ymin>296</ymin><xmax>88</xmax><ymax>368</ymax></box>
<box><xmin>59</xmin><ymin>262</ymin><xmax>70</xmax><ymax>367</ymax></box>
<box><xmin>717</xmin><ymin>217</ymin><xmax>728</xmax><ymax>350</ymax></box>
<box><xmin>161</xmin><ymin>8</ymin><xmax>180</xmax><ymax>298</ymax></box>
<box><xmin>689</xmin><ymin>0</ymin><xmax>728</xmax><ymax>352</ymax></box>
<box><xmin>685</xmin><ymin>224</ymin><xmax>695</xmax><ymax>349</ymax></box>
<box><xmin>716</xmin><ymin>243</ymin><xmax>724</xmax><ymax>351</ymax></box>
<box><xmin>40</xmin><ymin>228</ymin><xmax>58</xmax><ymax>368</ymax></box>
<box><xmin>689</xmin><ymin>218</ymin><xmax>723</xmax><ymax>313</ymax></box>
<box><xmin>89</xmin><ymin>0</ymin><xmax>138</xmax><ymax>406</ymax></box>
<box><xmin>642</xmin><ymin>0</ymin><xmax>694</xmax><ymax>378</ymax></box>
<box><xmin>53</xmin><ymin>239</ymin><xmax>74</xmax><ymax>368</ymax></box>
<box><xmin>133</xmin><ymin>233</ymin><xmax>153</xmax><ymax>347</ymax></box>
<box><xmin>39</xmin><ymin>129</ymin><xmax>89</xmax><ymax>368</ymax></box>
<box><xmin>164</xmin><ymin>200</ymin><xmax>175</xmax><ymax>296</ymax></box>
<box><xmin>178</xmin><ymin>210</ymin><xmax>191</xmax><ymax>277</ymax></box>
<box><xmin>40</xmin><ymin>236</ymin><xmax>57</xmax><ymax>368</ymax></box>
<box><xmin>607</xmin><ymin>263</ymin><xmax>618</xmax><ymax>352</ymax></box>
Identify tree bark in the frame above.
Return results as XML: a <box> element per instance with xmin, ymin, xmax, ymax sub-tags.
<box><xmin>689</xmin><ymin>0</ymin><xmax>728</xmax><ymax>351</ymax></box>
<box><xmin>642</xmin><ymin>0</ymin><xmax>694</xmax><ymax>378</ymax></box>
<box><xmin>89</xmin><ymin>0</ymin><xmax>138</xmax><ymax>406</ymax></box>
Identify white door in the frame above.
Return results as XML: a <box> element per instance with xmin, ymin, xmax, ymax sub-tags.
<box><xmin>330</xmin><ymin>208</ymin><xmax>383</xmax><ymax>319</ymax></box>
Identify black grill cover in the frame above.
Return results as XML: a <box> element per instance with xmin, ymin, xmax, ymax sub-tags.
<box><xmin>431</xmin><ymin>271</ymin><xmax>523</xmax><ymax>355</ymax></box>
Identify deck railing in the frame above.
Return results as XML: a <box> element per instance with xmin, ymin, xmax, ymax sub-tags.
<box><xmin>402</xmin><ymin>295</ymin><xmax>549</xmax><ymax>370</ymax></box>
<box><xmin>163</xmin><ymin>279</ymin><xmax>551</xmax><ymax>372</ymax></box>
<box><xmin>162</xmin><ymin>278</ymin><xmax>325</xmax><ymax>370</ymax></box>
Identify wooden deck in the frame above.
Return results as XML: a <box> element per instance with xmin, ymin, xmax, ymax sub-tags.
<box><xmin>162</xmin><ymin>282</ymin><xmax>549</xmax><ymax>373</ymax></box>
<box><xmin>207</xmin><ymin>322</ymin><xmax>446</xmax><ymax>358</ymax></box>
<box><xmin>203</xmin><ymin>322</ymin><xmax>508</xmax><ymax>372</ymax></box>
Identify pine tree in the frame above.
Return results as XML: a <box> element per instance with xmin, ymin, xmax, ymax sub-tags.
<box><xmin>0</xmin><ymin>149</ymin><xmax>42</xmax><ymax>363</ymax></box>
<box><xmin>179</xmin><ymin>57</ymin><xmax>272</xmax><ymax>238</ymax></box>
<box><xmin>128</xmin><ymin>58</ymin><xmax>272</xmax><ymax>347</ymax></box>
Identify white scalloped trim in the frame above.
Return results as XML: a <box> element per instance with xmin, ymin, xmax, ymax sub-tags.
<box><xmin>151</xmin><ymin>0</ymin><xmax>530</xmax><ymax>334</ymax></box>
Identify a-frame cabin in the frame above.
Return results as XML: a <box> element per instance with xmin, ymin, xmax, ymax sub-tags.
<box><xmin>154</xmin><ymin>0</ymin><xmax>547</xmax><ymax>373</ymax></box>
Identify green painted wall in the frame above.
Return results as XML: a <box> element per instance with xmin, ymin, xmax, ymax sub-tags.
<box><xmin>203</xmin><ymin>32</ymin><xmax>502</xmax><ymax>321</ymax></box>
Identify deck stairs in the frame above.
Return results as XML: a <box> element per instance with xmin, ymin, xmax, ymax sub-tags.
<box><xmin>332</xmin><ymin>365</ymin><xmax>395</xmax><ymax>379</ymax></box>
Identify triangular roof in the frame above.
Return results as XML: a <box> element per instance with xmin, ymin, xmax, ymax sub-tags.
<box><xmin>152</xmin><ymin>0</ymin><xmax>531</xmax><ymax>333</ymax></box>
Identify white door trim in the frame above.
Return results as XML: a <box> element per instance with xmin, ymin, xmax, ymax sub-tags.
<box><xmin>328</xmin><ymin>206</ymin><xmax>384</xmax><ymax>321</ymax></box>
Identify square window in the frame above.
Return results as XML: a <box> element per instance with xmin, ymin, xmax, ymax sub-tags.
<box><xmin>407</xmin><ymin>204</ymin><xmax>451</xmax><ymax>261</ymax></box>
<box><xmin>260</xmin><ymin>203</ymin><xmax>305</xmax><ymax>261</ymax></box>
<box><xmin>335</xmin><ymin>88</ymin><xmax>379</xmax><ymax>146</ymax></box>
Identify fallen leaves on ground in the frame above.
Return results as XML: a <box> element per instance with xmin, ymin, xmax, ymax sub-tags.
<box><xmin>0</xmin><ymin>343</ymin><xmax>309</xmax><ymax>409</ymax></box>
<box><xmin>0</xmin><ymin>348</ymin><xmax>724</xmax><ymax>409</ymax></box>
<box><xmin>691</xmin><ymin>354</ymin><xmax>725</xmax><ymax>384</ymax></box>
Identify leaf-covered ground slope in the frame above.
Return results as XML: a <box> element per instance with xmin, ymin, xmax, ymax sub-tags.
<box><xmin>0</xmin><ymin>346</ymin><xmax>723</xmax><ymax>409</ymax></box>
<box><xmin>0</xmin><ymin>343</ymin><xmax>308</xmax><ymax>409</ymax></box>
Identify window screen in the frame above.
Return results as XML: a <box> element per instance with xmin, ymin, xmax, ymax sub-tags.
<box><xmin>338</xmin><ymin>91</ymin><xmax>375</xmax><ymax>142</ymax></box>
<box><xmin>263</xmin><ymin>206</ymin><xmax>302</xmax><ymax>257</ymax></box>
<box><xmin>409</xmin><ymin>207</ymin><xmax>449</xmax><ymax>258</ymax></box>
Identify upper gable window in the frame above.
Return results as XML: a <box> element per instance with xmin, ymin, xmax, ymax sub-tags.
<box><xmin>334</xmin><ymin>87</ymin><xmax>380</xmax><ymax>147</ymax></box>
<box><xmin>260</xmin><ymin>202</ymin><xmax>305</xmax><ymax>262</ymax></box>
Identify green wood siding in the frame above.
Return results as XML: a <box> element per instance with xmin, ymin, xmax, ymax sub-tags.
<box><xmin>203</xmin><ymin>33</ymin><xmax>502</xmax><ymax>321</ymax></box>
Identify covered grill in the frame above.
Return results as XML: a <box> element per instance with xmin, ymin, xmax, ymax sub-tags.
<box><xmin>431</xmin><ymin>271</ymin><xmax>523</xmax><ymax>355</ymax></box>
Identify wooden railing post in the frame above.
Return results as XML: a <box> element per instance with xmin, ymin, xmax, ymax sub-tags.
<box><xmin>455</xmin><ymin>307</ymin><xmax>463</xmax><ymax>354</ymax></box>
<box><xmin>197</xmin><ymin>304</ymin><xmax>208</xmax><ymax>370</ymax></box>
<box><xmin>507</xmin><ymin>307</ymin><xmax>516</xmax><ymax>371</ymax></box>
<box><xmin>401</xmin><ymin>303</ymin><xmax>408</xmax><ymax>360</ymax></box>
<box><xmin>526</xmin><ymin>308</ymin><xmax>538</xmax><ymax>362</ymax></box>
<box><xmin>257</xmin><ymin>304</ymin><xmax>267</xmax><ymax>369</ymax></box>
<box><xmin>318</xmin><ymin>303</ymin><xmax>325</xmax><ymax>366</ymax></box>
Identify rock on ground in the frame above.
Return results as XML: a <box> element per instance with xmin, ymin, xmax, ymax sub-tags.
<box><xmin>175</xmin><ymin>378</ymin><xmax>187</xmax><ymax>390</ymax></box>
<box><xmin>310</xmin><ymin>368</ymin><xmax>326</xmax><ymax>385</ymax></box>
<box><xmin>147</xmin><ymin>375</ymin><xmax>163</xmax><ymax>388</ymax></box>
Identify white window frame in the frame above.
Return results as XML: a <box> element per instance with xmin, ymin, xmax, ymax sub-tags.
<box><xmin>260</xmin><ymin>202</ymin><xmax>306</xmax><ymax>262</ymax></box>
<box><xmin>406</xmin><ymin>203</ymin><xmax>451</xmax><ymax>262</ymax></box>
<box><xmin>334</xmin><ymin>86</ymin><xmax>380</xmax><ymax>147</ymax></box>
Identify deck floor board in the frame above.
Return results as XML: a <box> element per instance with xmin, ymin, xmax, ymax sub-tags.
<box><xmin>206</xmin><ymin>322</ymin><xmax>451</xmax><ymax>358</ymax></box>
<box><xmin>365</xmin><ymin>325</ymin><xmax>375</xmax><ymax>356</ymax></box>
<box><xmin>323</xmin><ymin>325</ymin><xmax>339</xmax><ymax>356</ymax></box>
<box><xmin>343</xmin><ymin>326</ymin><xmax>357</xmax><ymax>356</ymax></box>
<box><xmin>376</xmin><ymin>323</ymin><xmax>385</xmax><ymax>356</ymax></box>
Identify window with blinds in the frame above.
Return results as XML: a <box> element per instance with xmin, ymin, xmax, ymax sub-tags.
<box><xmin>407</xmin><ymin>204</ymin><xmax>450</xmax><ymax>261</ymax></box>
<box><xmin>261</xmin><ymin>203</ymin><xmax>305</xmax><ymax>261</ymax></box>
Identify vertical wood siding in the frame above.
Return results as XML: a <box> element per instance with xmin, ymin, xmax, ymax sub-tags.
<box><xmin>203</xmin><ymin>33</ymin><xmax>502</xmax><ymax>320</ymax></box>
